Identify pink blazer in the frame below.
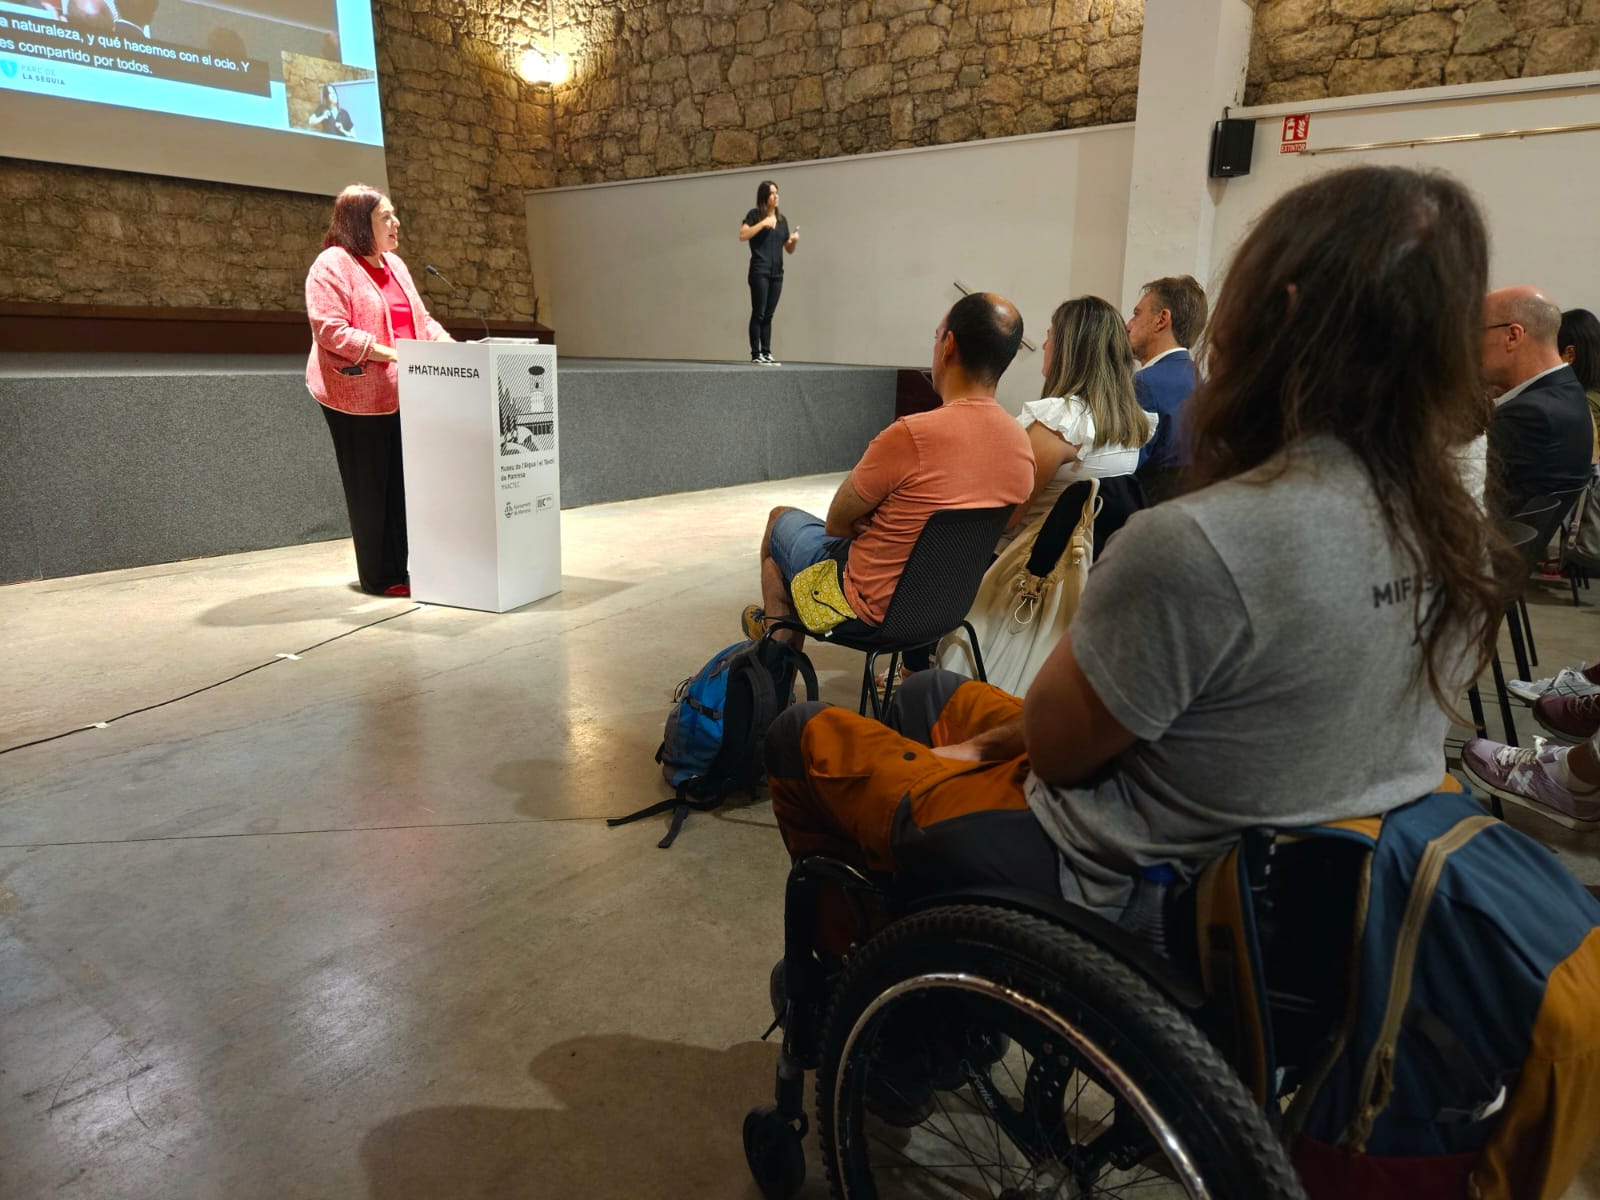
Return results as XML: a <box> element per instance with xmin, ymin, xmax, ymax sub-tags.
<box><xmin>304</xmin><ymin>246</ymin><xmax>448</xmax><ymax>415</ymax></box>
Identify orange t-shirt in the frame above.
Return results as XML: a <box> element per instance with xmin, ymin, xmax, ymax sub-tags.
<box><xmin>844</xmin><ymin>396</ymin><xmax>1035</xmax><ymax>624</ymax></box>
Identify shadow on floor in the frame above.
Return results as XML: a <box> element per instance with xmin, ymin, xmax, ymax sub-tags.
<box><xmin>360</xmin><ymin>1035</ymin><xmax>786</xmax><ymax>1199</ymax></box>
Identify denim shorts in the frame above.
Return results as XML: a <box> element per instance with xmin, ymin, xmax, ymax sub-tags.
<box><xmin>769</xmin><ymin>508</ymin><xmax>850</xmax><ymax>583</ymax></box>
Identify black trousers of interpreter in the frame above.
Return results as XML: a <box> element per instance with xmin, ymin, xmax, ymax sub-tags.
<box><xmin>321</xmin><ymin>405</ymin><xmax>408</xmax><ymax>594</ymax></box>
<box><xmin>748</xmin><ymin>272</ymin><xmax>784</xmax><ymax>356</ymax></box>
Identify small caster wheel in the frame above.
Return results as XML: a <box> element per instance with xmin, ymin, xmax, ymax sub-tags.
<box><xmin>743</xmin><ymin>1103</ymin><xmax>805</xmax><ymax>1199</ymax></box>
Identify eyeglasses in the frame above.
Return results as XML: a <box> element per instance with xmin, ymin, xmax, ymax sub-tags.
<box><xmin>1483</xmin><ymin>322</ymin><xmax>1515</xmax><ymax>332</ymax></box>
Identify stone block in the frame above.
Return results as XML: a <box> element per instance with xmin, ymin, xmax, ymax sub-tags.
<box><xmin>673</xmin><ymin>16</ymin><xmax>709</xmax><ymax>53</ymax></box>
<box><xmin>841</xmin><ymin>21</ymin><xmax>886</xmax><ymax>48</ymax></box>
<box><xmin>703</xmin><ymin>91</ymin><xmax>743</xmax><ymax>127</ymax></box>
<box><xmin>1053</xmin><ymin>0</ymin><xmax>1092</xmax><ymax>29</ymax></box>
<box><xmin>728</xmin><ymin>54</ymin><xmax>756</xmax><ymax>85</ymax></box>
<box><xmin>892</xmin><ymin>22</ymin><xmax>945</xmax><ymax>60</ymax></box>
<box><xmin>791</xmin><ymin>74</ymin><xmax>824</xmax><ymax>110</ymax></box>
<box><xmin>981</xmin><ymin>72</ymin><xmax>1024</xmax><ymax>105</ymax></box>
<box><xmin>688</xmin><ymin>51</ymin><xmax>723</xmax><ymax>90</ymax></box>
<box><xmin>736</xmin><ymin>10</ymin><xmax>766</xmax><ymax>43</ymax></box>
<box><xmin>1523</xmin><ymin>25</ymin><xmax>1600</xmax><ymax>76</ymax></box>
<box><xmin>843</xmin><ymin>62</ymin><xmax>892</xmax><ymax>103</ymax></box>
<box><xmin>935</xmin><ymin>111</ymin><xmax>976</xmax><ymax>142</ymax></box>
<box><xmin>1330</xmin><ymin>0</ymin><xmax>1413</xmax><ymax>17</ymax></box>
<box><xmin>1255</xmin><ymin>0</ymin><xmax>1327</xmax><ymax>38</ymax></box>
<box><xmin>1377</xmin><ymin>12</ymin><xmax>1455</xmax><ymax>55</ymax></box>
<box><xmin>671</xmin><ymin>95</ymin><xmax>702</xmax><ymax>131</ymax></box>
<box><xmin>1264</xmin><ymin>24</ymin><xmax>1359</xmax><ymax>75</ymax></box>
<box><xmin>1328</xmin><ymin>53</ymin><xmax>1416</xmax><ymax>94</ymax></box>
<box><xmin>770</xmin><ymin>1</ymin><xmax>815</xmax><ymax>34</ymax></box>
<box><xmin>1456</xmin><ymin>1</ymin><xmax>1516</xmax><ymax>54</ymax></box>
<box><xmin>746</xmin><ymin>96</ymin><xmax>776</xmax><ymax>126</ymax></box>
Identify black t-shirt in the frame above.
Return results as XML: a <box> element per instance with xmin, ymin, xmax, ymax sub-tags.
<box><xmin>745</xmin><ymin>208</ymin><xmax>789</xmax><ymax>277</ymax></box>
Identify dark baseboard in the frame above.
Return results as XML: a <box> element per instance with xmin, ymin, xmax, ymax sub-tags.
<box><xmin>0</xmin><ymin>301</ymin><xmax>554</xmax><ymax>354</ymax></box>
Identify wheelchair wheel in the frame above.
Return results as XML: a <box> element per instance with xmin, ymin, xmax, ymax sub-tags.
<box><xmin>817</xmin><ymin>905</ymin><xmax>1305</xmax><ymax>1199</ymax></box>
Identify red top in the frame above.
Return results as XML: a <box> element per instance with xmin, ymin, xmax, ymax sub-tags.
<box><xmin>356</xmin><ymin>255</ymin><xmax>417</xmax><ymax>343</ymax></box>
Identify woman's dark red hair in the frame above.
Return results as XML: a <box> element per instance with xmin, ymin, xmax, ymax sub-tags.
<box><xmin>323</xmin><ymin>183</ymin><xmax>384</xmax><ymax>256</ymax></box>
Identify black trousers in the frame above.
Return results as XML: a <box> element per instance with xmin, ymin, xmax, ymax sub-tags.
<box><xmin>321</xmin><ymin>405</ymin><xmax>408</xmax><ymax>593</ymax></box>
<box><xmin>748</xmin><ymin>272</ymin><xmax>784</xmax><ymax>355</ymax></box>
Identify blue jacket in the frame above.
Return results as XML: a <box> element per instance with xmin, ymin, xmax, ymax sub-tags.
<box><xmin>1134</xmin><ymin>349</ymin><xmax>1198</xmax><ymax>470</ymax></box>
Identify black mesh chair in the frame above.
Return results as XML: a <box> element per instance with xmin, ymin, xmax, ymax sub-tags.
<box><xmin>1508</xmin><ymin>490</ymin><xmax>1583</xmax><ymax>673</ymax></box>
<box><xmin>777</xmin><ymin>505</ymin><xmax>1013</xmax><ymax>718</ymax></box>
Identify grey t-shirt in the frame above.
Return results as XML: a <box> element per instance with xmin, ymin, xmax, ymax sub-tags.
<box><xmin>1025</xmin><ymin>435</ymin><xmax>1464</xmax><ymax>917</ymax></box>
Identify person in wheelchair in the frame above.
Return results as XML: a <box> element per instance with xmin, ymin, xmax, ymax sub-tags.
<box><xmin>748</xmin><ymin>165</ymin><xmax>1519</xmax><ymax>1199</ymax></box>
<box><xmin>766</xmin><ymin>163</ymin><xmax>1507</xmax><ymax>923</ymax></box>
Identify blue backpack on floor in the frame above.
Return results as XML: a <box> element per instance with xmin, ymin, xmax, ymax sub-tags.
<box><xmin>608</xmin><ymin>635</ymin><xmax>818</xmax><ymax>848</ymax></box>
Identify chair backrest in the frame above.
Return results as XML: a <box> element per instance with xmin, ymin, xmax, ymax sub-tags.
<box><xmin>874</xmin><ymin>505</ymin><xmax>1013</xmax><ymax>644</ymax></box>
<box><xmin>1512</xmin><ymin>490</ymin><xmax>1582</xmax><ymax>571</ymax></box>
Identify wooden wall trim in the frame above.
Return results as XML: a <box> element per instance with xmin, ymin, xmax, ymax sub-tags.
<box><xmin>0</xmin><ymin>302</ymin><xmax>555</xmax><ymax>355</ymax></box>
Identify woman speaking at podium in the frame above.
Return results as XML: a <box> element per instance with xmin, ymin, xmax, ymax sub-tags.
<box><xmin>305</xmin><ymin>184</ymin><xmax>452</xmax><ymax>598</ymax></box>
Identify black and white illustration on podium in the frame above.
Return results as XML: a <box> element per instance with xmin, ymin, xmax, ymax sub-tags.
<box><xmin>398</xmin><ymin>338</ymin><xmax>561</xmax><ymax>613</ymax></box>
<box><xmin>498</xmin><ymin>358</ymin><xmax>556</xmax><ymax>458</ymax></box>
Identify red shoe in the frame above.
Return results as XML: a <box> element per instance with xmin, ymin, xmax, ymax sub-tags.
<box><xmin>1534</xmin><ymin>691</ymin><xmax>1600</xmax><ymax>744</ymax></box>
<box><xmin>383</xmin><ymin>583</ymin><xmax>411</xmax><ymax>597</ymax></box>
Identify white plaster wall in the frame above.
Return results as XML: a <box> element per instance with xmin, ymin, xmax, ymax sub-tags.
<box><xmin>525</xmin><ymin>125</ymin><xmax>1136</xmax><ymax>414</ymax></box>
<box><xmin>1210</xmin><ymin>77</ymin><xmax>1600</xmax><ymax>310</ymax></box>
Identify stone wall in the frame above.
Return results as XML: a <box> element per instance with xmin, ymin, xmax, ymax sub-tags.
<box><xmin>1248</xmin><ymin>0</ymin><xmax>1600</xmax><ymax>103</ymax></box>
<box><xmin>0</xmin><ymin>0</ymin><xmax>1147</xmax><ymax>316</ymax></box>
<box><xmin>0</xmin><ymin>0</ymin><xmax>554</xmax><ymax>319</ymax></box>
<box><xmin>548</xmin><ymin>0</ymin><xmax>1145</xmax><ymax>186</ymax></box>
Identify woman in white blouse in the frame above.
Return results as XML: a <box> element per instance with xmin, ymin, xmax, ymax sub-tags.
<box><xmin>998</xmin><ymin>296</ymin><xmax>1155</xmax><ymax>550</ymax></box>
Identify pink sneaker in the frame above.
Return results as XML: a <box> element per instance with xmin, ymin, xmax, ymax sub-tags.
<box><xmin>1533</xmin><ymin>691</ymin><xmax>1600</xmax><ymax>744</ymax></box>
<box><xmin>1460</xmin><ymin>738</ymin><xmax>1600</xmax><ymax>829</ymax></box>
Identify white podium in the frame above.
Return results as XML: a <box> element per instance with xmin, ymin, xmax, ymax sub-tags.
<box><xmin>397</xmin><ymin>338</ymin><xmax>561</xmax><ymax>612</ymax></box>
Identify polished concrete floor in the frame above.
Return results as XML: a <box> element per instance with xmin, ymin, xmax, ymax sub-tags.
<box><xmin>3</xmin><ymin>472</ymin><xmax>1598</xmax><ymax>1199</ymax></box>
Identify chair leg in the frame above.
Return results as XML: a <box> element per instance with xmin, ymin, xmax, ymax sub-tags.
<box><xmin>879</xmin><ymin>651</ymin><xmax>902</xmax><ymax>714</ymax></box>
<box><xmin>1504</xmin><ymin>607</ymin><xmax>1531</xmax><ymax>683</ymax></box>
<box><xmin>961</xmin><ymin>620</ymin><xmax>988</xmax><ymax>685</ymax></box>
<box><xmin>857</xmin><ymin>655</ymin><xmax>875</xmax><ymax>719</ymax></box>
<box><xmin>1518</xmin><ymin>597</ymin><xmax>1538</xmax><ymax>668</ymax></box>
<box><xmin>1490</xmin><ymin>654</ymin><xmax>1518</xmax><ymax>749</ymax></box>
<box><xmin>1466</xmin><ymin>684</ymin><xmax>1487</xmax><ymax>740</ymax></box>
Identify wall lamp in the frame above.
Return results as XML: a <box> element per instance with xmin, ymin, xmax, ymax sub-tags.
<box><xmin>517</xmin><ymin>48</ymin><xmax>570</xmax><ymax>86</ymax></box>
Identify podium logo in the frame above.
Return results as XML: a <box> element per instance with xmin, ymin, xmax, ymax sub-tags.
<box><xmin>408</xmin><ymin>364</ymin><xmax>481</xmax><ymax>378</ymax></box>
<box><xmin>504</xmin><ymin>502</ymin><xmax>513</xmax><ymax>519</ymax></box>
<box><xmin>536</xmin><ymin>494</ymin><xmax>554</xmax><ymax>510</ymax></box>
<box><xmin>0</xmin><ymin>61</ymin><xmax>17</xmax><ymax>78</ymax></box>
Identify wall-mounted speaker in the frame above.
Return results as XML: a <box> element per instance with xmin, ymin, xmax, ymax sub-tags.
<box><xmin>1209</xmin><ymin>118</ymin><xmax>1256</xmax><ymax>178</ymax></box>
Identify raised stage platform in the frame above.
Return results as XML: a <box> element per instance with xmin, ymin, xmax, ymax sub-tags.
<box><xmin>0</xmin><ymin>354</ymin><xmax>899</xmax><ymax>584</ymax></box>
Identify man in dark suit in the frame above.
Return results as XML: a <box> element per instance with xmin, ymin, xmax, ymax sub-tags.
<box><xmin>1484</xmin><ymin>286</ymin><xmax>1593</xmax><ymax>520</ymax></box>
<box><xmin>1126</xmin><ymin>274</ymin><xmax>1207</xmax><ymax>503</ymax></box>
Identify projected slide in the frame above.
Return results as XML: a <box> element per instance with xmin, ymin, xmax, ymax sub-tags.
<box><xmin>0</xmin><ymin>0</ymin><xmax>387</xmax><ymax>196</ymax></box>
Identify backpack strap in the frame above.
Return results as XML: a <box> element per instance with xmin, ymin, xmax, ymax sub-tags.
<box><xmin>1341</xmin><ymin>813</ymin><xmax>1499</xmax><ymax>1150</ymax></box>
<box><xmin>767</xmin><ymin>636</ymin><xmax>819</xmax><ymax>703</ymax></box>
<box><xmin>606</xmin><ymin>783</ymin><xmax>721</xmax><ymax>849</ymax></box>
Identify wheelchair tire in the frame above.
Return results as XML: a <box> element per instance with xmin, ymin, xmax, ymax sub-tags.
<box><xmin>816</xmin><ymin>904</ymin><xmax>1306</xmax><ymax>1199</ymax></box>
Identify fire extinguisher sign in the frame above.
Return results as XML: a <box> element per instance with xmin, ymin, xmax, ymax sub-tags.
<box><xmin>1280</xmin><ymin>114</ymin><xmax>1309</xmax><ymax>154</ymax></box>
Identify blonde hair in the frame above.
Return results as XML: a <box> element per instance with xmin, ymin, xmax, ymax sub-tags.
<box><xmin>1041</xmin><ymin>296</ymin><xmax>1149</xmax><ymax>450</ymax></box>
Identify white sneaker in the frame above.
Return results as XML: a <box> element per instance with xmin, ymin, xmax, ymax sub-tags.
<box><xmin>759</xmin><ymin>353</ymin><xmax>780</xmax><ymax>365</ymax></box>
<box><xmin>1507</xmin><ymin>664</ymin><xmax>1600</xmax><ymax>704</ymax></box>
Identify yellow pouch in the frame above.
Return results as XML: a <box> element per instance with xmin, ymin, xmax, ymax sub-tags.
<box><xmin>790</xmin><ymin>558</ymin><xmax>859</xmax><ymax>633</ymax></box>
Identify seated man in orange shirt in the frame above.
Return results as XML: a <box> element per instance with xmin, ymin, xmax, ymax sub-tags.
<box><xmin>746</xmin><ymin>291</ymin><xmax>1035</xmax><ymax>648</ymax></box>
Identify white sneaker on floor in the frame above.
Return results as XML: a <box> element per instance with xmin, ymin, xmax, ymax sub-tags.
<box><xmin>1506</xmin><ymin>664</ymin><xmax>1600</xmax><ymax>704</ymax></box>
<box><xmin>759</xmin><ymin>353</ymin><xmax>780</xmax><ymax>365</ymax></box>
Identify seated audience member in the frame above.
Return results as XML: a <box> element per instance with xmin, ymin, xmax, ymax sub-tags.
<box><xmin>1126</xmin><ymin>274</ymin><xmax>1206</xmax><ymax>503</ymax></box>
<box><xmin>764</xmin><ymin>165</ymin><xmax>1509</xmax><ymax>920</ymax></box>
<box><xmin>995</xmin><ymin>295</ymin><xmax>1153</xmax><ymax>553</ymax></box>
<box><xmin>1558</xmin><ymin>308</ymin><xmax>1600</xmax><ymax>454</ymax></box>
<box><xmin>746</xmin><ymin>292</ymin><xmax>1034</xmax><ymax>649</ymax></box>
<box><xmin>1463</xmin><ymin>720</ymin><xmax>1600</xmax><ymax>830</ymax></box>
<box><xmin>1484</xmin><ymin>286</ymin><xmax>1591</xmax><ymax>518</ymax></box>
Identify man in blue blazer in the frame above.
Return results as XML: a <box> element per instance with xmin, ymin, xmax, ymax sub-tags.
<box><xmin>1484</xmin><ymin>286</ymin><xmax>1593</xmax><ymax>520</ymax></box>
<box><xmin>1127</xmin><ymin>275</ymin><xmax>1207</xmax><ymax>503</ymax></box>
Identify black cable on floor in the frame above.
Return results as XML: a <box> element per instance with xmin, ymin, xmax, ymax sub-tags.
<box><xmin>0</xmin><ymin>604</ymin><xmax>423</xmax><ymax>757</ymax></box>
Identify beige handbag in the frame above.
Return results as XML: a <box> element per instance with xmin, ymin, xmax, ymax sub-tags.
<box><xmin>937</xmin><ymin>479</ymin><xmax>1099</xmax><ymax>695</ymax></box>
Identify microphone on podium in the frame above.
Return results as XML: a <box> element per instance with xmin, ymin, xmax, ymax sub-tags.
<box><xmin>425</xmin><ymin>264</ymin><xmax>492</xmax><ymax>342</ymax></box>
